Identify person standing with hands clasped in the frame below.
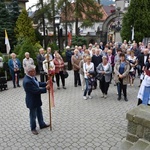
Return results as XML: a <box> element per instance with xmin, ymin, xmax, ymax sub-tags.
<box><xmin>23</xmin><ymin>65</ymin><xmax>50</xmax><ymax>135</ymax></box>
<box><xmin>114</xmin><ymin>53</ymin><xmax>130</xmax><ymax>101</ymax></box>
<box><xmin>8</xmin><ymin>53</ymin><xmax>21</xmax><ymax>88</ymax></box>
<box><xmin>83</xmin><ymin>55</ymin><xmax>94</xmax><ymax>100</ymax></box>
<box><xmin>96</xmin><ymin>56</ymin><xmax>112</xmax><ymax>98</ymax></box>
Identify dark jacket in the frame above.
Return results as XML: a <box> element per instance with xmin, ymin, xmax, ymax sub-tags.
<box><xmin>66</xmin><ymin>50</ymin><xmax>73</xmax><ymax>61</ymax></box>
<box><xmin>37</xmin><ymin>54</ymin><xmax>45</xmax><ymax>71</ymax></box>
<box><xmin>23</xmin><ymin>75</ymin><xmax>47</xmax><ymax>109</ymax></box>
<box><xmin>92</xmin><ymin>55</ymin><xmax>102</xmax><ymax>71</ymax></box>
<box><xmin>138</xmin><ymin>54</ymin><xmax>149</xmax><ymax>70</ymax></box>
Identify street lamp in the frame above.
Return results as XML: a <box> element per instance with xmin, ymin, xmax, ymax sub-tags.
<box><xmin>54</xmin><ymin>14</ymin><xmax>61</xmax><ymax>53</ymax></box>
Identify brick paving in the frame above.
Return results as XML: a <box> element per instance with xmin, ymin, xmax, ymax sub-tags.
<box><xmin>0</xmin><ymin>71</ymin><xmax>139</xmax><ymax>150</ymax></box>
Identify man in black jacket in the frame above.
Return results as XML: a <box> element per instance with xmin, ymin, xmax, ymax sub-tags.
<box><xmin>92</xmin><ymin>49</ymin><xmax>102</xmax><ymax>89</ymax></box>
<box><xmin>138</xmin><ymin>48</ymin><xmax>149</xmax><ymax>86</ymax></box>
<box><xmin>37</xmin><ymin>48</ymin><xmax>45</xmax><ymax>82</ymax></box>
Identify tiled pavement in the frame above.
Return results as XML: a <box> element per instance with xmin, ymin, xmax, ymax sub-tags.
<box><xmin>0</xmin><ymin>71</ymin><xmax>139</xmax><ymax>150</ymax></box>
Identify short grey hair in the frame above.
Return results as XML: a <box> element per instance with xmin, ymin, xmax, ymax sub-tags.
<box><xmin>25</xmin><ymin>52</ymin><xmax>29</xmax><ymax>56</ymax></box>
<box><xmin>26</xmin><ymin>65</ymin><xmax>36</xmax><ymax>73</ymax></box>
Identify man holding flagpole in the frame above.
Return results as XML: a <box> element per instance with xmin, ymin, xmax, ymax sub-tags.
<box><xmin>5</xmin><ymin>29</ymin><xmax>11</xmax><ymax>54</ymax></box>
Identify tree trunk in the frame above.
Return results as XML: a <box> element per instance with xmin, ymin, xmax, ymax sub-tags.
<box><xmin>65</xmin><ymin>0</ymin><xmax>68</xmax><ymax>46</ymax></box>
<box><xmin>52</xmin><ymin>0</ymin><xmax>56</xmax><ymax>42</ymax></box>
<box><xmin>75</xmin><ymin>2</ymin><xmax>79</xmax><ymax>36</ymax></box>
<box><xmin>41</xmin><ymin>0</ymin><xmax>46</xmax><ymax>49</ymax></box>
<box><xmin>75</xmin><ymin>17</ymin><xmax>79</xmax><ymax>36</ymax></box>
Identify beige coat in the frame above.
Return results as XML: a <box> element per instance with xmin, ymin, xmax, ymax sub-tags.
<box><xmin>114</xmin><ymin>61</ymin><xmax>130</xmax><ymax>85</ymax></box>
<box><xmin>71</xmin><ymin>55</ymin><xmax>82</xmax><ymax>71</ymax></box>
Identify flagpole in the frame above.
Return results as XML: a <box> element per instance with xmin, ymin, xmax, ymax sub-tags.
<box><xmin>47</xmin><ymin>54</ymin><xmax>52</xmax><ymax>131</ymax></box>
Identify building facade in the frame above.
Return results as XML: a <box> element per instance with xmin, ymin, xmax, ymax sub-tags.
<box><xmin>5</xmin><ymin>0</ymin><xmax>28</xmax><ymax>9</ymax></box>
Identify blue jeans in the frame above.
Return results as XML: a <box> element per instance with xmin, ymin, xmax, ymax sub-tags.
<box><xmin>29</xmin><ymin>106</ymin><xmax>46</xmax><ymax>130</ymax></box>
<box><xmin>83</xmin><ymin>78</ymin><xmax>92</xmax><ymax>96</ymax></box>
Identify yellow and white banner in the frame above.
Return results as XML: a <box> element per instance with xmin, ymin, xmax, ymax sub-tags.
<box><xmin>5</xmin><ymin>29</ymin><xmax>11</xmax><ymax>54</ymax></box>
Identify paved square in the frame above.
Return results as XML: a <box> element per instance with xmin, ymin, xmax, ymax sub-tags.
<box><xmin>0</xmin><ymin>71</ymin><xmax>138</xmax><ymax>150</ymax></box>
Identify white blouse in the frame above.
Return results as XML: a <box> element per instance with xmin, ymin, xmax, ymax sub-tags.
<box><xmin>83</xmin><ymin>62</ymin><xmax>94</xmax><ymax>78</ymax></box>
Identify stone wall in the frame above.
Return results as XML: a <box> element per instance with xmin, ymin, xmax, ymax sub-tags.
<box><xmin>126</xmin><ymin>104</ymin><xmax>150</xmax><ymax>143</ymax></box>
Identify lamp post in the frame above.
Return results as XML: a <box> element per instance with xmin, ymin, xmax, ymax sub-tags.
<box><xmin>54</xmin><ymin>14</ymin><xmax>61</xmax><ymax>53</ymax></box>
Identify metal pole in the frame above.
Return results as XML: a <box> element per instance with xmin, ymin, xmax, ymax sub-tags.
<box><xmin>57</xmin><ymin>26</ymin><xmax>61</xmax><ymax>53</ymax></box>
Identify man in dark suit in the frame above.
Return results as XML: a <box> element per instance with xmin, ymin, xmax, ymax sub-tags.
<box><xmin>99</xmin><ymin>42</ymin><xmax>104</xmax><ymax>50</ymax></box>
<box><xmin>37</xmin><ymin>48</ymin><xmax>45</xmax><ymax>82</ymax></box>
<box><xmin>23</xmin><ymin>65</ymin><xmax>49</xmax><ymax>135</ymax></box>
<box><xmin>92</xmin><ymin>49</ymin><xmax>102</xmax><ymax>89</ymax></box>
<box><xmin>138</xmin><ymin>48</ymin><xmax>149</xmax><ymax>86</ymax></box>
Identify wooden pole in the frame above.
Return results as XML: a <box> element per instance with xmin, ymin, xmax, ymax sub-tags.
<box><xmin>47</xmin><ymin>56</ymin><xmax>52</xmax><ymax>131</ymax></box>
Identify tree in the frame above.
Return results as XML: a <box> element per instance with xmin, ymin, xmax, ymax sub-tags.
<box><xmin>9</xmin><ymin>0</ymin><xmax>20</xmax><ymax>46</ymax></box>
<box><xmin>58</xmin><ymin>0</ymin><xmax>103</xmax><ymax>36</ymax></box>
<box><xmin>28</xmin><ymin>0</ymin><xmax>55</xmax><ymax>48</ymax></box>
<box><xmin>0</xmin><ymin>0</ymin><xmax>12</xmax><ymax>53</ymax></box>
<box><xmin>15</xmin><ymin>9</ymin><xmax>36</xmax><ymax>44</ymax></box>
<box><xmin>121</xmin><ymin>0</ymin><xmax>150</xmax><ymax>43</ymax></box>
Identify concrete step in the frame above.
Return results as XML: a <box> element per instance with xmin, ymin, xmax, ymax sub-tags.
<box><xmin>120</xmin><ymin>140</ymin><xmax>133</xmax><ymax>150</ymax></box>
<box><xmin>145</xmin><ymin>145</ymin><xmax>150</xmax><ymax>150</ymax></box>
<box><xmin>129</xmin><ymin>139</ymin><xmax>150</xmax><ymax>150</ymax></box>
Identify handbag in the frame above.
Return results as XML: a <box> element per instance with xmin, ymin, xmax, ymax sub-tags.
<box><xmin>96</xmin><ymin>73</ymin><xmax>103</xmax><ymax>80</ymax></box>
<box><xmin>63</xmin><ymin>70</ymin><xmax>69</xmax><ymax>78</ymax></box>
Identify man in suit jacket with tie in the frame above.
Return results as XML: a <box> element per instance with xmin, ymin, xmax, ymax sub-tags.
<box><xmin>23</xmin><ymin>65</ymin><xmax>49</xmax><ymax>135</ymax></box>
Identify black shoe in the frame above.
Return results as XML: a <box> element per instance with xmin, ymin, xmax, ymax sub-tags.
<box><xmin>74</xmin><ymin>85</ymin><xmax>77</xmax><ymax>87</ymax></box>
<box><xmin>40</xmin><ymin>124</ymin><xmax>50</xmax><ymax>129</ymax></box>
<box><xmin>117</xmin><ymin>97</ymin><xmax>121</xmax><ymax>101</ymax></box>
<box><xmin>31</xmin><ymin>129</ymin><xmax>38</xmax><ymax>135</ymax></box>
<box><xmin>14</xmin><ymin>86</ymin><xmax>16</xmax><ymax>88</ymax></box>
<box><xmin>63</xmin><ymin>86</ymin><xmax>66</xmax><ymax>89</ymax></box>
<box><xmin>124</xmin><ymin>97</ymin><xmax>128</xmax><ymax>101</ymax></box>
<box><xmin>17</xmin><ymin>85</ymin><xmax>21</xmax><ymax>87</ymax></box>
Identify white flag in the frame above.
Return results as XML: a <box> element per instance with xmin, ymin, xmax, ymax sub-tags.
<box><xmin>131</xmin><ymin>27</ymin><xmax>134</xmax><ymax>41</ymax></box>
<box><xmin>5</xmin><ymin>29</ymin><xmax>11</xmax><ymax>54</ymax></box>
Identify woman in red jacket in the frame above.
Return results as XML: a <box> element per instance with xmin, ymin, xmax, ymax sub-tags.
<box><xmin>53</xmin><ymin>52</ymin><xmax>66</xmax><ymax>89</ymax></box>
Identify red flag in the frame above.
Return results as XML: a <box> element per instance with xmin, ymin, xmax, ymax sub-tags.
<box><xmin>68</xmin><ymin>32</ymin><xmax>72</xmax><ymax>46</ymax></box>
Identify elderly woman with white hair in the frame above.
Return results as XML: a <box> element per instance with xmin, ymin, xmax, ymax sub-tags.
<box><xmin>23</xmin><ymin>52</ymin><xmax>34</xmax><ymax>74</ymax></box>
<box><xmin>8</xmin><ymin>53</ymin><xmax>21</xmax><ymax>88</ymax></box>
<box><xmin>96</xmin><ymin>56</ymin><xmax>112</xmax><ymax>98</ymax></box>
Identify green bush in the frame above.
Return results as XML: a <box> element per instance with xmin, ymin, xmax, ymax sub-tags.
<box><xmin>47</xmin><ymin>42</ymin><xmax>59</xmax><ymax>54</ymax></box>
<box><xmin>72</xmin><ymin>36</ymin><xmax>87</xmax><ymax>46</ymax></box>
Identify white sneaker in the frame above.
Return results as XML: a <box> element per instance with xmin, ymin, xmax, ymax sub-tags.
<box><xmin>104</xmin><ymin>95</ymin><xmax>107</xmax><ymax>99</ymax></box>
<box><xmin>83</xmin><ymin>96</ymin><xmax>87</xmax><ymax>100</ymax></box>
<box><xmin>88</xmin><ymin>95</ymin><xmax>92</xmax><ymax>99</ymax></box>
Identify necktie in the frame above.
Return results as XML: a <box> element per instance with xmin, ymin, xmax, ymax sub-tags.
<box><xmin>33</xmin><ymin>77</ymin><xmax>39</xmax><ymax>87</ymax></box>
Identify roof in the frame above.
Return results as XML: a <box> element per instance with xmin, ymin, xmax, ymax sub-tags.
<box><xmin>61</xmin><ymin>2</ymin><xmax>107</xmax><ymax>22</ymax></box>
<box><xmin>61</xmin><ymin>3</ymin><xmax>115</xmax><ymax>22</ymax></box>
<box><xmin>102</xmin><ymin>5</ymin><xmax>115</xmax><ymax>16</ymax></box>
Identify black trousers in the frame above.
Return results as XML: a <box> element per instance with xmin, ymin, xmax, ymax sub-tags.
<box><xmin>55</xmin><ymin>71</ymin><xmax>65</xmax><ymax>87</ymax></box>
<box><xmin>74</xmin><ymin>70</ymin><xmax>81</xmax><ymax>86</ymax></box>
<box><xmin>40</xmin><ymin>73</ymin><xmax>45</xmax><ymax>82</ymax></box>
<box><xmin>68</xmin><ymin>61</ymin><xmax>72</xmax><ymax>70</ymax></box>
<box><xmin>99</xmin><ymin>76</ymin><xmax>110</xmax><ymax>95</ymax></box>
<box><xmin>11</xmin><ymin>72</ymin><xmax>20</xmax><ymax>87</ymax></box>
<box><xmin>117</xmin><ymin>79</ymin><xmax>127</xmax><ymax>98</ymax></box>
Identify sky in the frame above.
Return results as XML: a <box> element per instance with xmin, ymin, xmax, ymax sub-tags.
<box><xmin>26</xmin><ymin>0</ymin><xmax>38</xmax><ymax>10</ymax></box>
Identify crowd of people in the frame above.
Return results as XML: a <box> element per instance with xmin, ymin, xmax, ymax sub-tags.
<box><xmin>7</xmin><ymin>40</ymin><xmax>150</xmax><ymax>134</ymax></box>
<box><xmin>8</xmin><ymin>40</ymin><xmax>150</xmax><ymax>104</ymax></box>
